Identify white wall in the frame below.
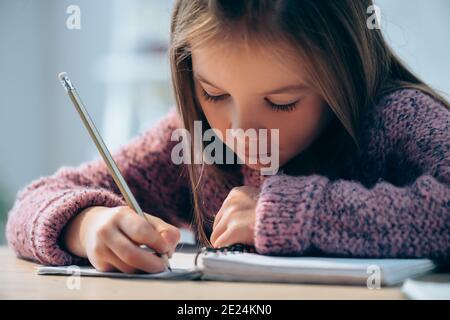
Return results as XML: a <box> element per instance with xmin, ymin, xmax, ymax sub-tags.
<box><xmin>0</xmin><ymin>0</ymin><xmax>112</xmax><ymax>195</ymax></box>
<box><xmin>0</xmin><ymin>0</ymin><xmax>113</xmax><ymax>241</ymax></box>
<box><xmin>376</xmin><ymin>0</ymin><xmax>450</xmax><ymax>96</ymax></box>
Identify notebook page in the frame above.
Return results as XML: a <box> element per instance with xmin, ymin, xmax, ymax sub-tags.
<box><xmin>36</xmin><ymin>252</ymin><xmax>201</xmax><ymax>280</ymax></box>
<box><xmin>199</xmin><ymin>252</ymin><xmax>436</xmax><ymax>285</ymax></box>
<box><xmin>201</xmin><ymin>252</ymin><xmax>434</xmax><ymax>270</ymax></box>
<box><xmin>37</xmin><ymin>265</ymin><xmax>201</xmax><ymax>280</ymax></box>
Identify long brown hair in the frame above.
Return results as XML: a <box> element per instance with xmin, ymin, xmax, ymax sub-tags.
<box><xmin>168</xmin><ymin>0</ymin><xmax>450</xmax><ymax>246</ymax></box>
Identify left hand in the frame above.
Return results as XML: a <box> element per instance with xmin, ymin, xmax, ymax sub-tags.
<box><xmin>210</xmin><ymin>186</ymin><xmax>260</xmax><ymax>248</ymax></box>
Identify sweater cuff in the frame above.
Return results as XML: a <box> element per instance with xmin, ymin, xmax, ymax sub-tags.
<box><xmin>32</xmin><ymin>189</ymin><xmax>126</xmax><ymax>265</ymax></box>
<box><xmin>254</xmin><ymin>174</ymin><xmax>328</xmax><ymax>255</ymax></box>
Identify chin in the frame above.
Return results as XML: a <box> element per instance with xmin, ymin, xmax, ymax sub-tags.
<box><xmin>242</xmin><ymin>158</ymin><xmax>286</xmax><ymax>173</ymax></box>
<box><xmin>236</xmin><ymin>151</ymin><xmax>287</xmax><ymax>173</ymax></box>
<box><xmin>244</xmin><ymin>162</ymin><xmax>264</xmax><ymax>171</ymax></box>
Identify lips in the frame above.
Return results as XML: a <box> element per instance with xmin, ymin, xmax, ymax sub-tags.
<box><xmin>233</xmin><ymin>140</ymin><xmax>271</xmax><ymax>159</ymax></box>
<box><xmin>240</xmin><ymin>148</ymin><xmax>268</xmax><ymax>157</ymax></box>
<box><xmin>245</xmin><ymin>152</ymin><xmax>271</xmax><ymax>158</ymax></box>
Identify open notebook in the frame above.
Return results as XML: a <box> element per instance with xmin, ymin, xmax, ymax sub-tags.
<box><xmin>37</xmin><ymin>244</ymin><xmax>437</xmax><ymax>286</ymax></box>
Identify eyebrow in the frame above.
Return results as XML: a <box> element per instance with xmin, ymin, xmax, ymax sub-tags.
<box><xmin>193</xmin><ymin>72</ymin><xmax>307</xmax><ymax>95</ymax></box>
<box><xmin>194</xmin><ymin>73</ymin><xmax>223</xmax><ymax>90</ymax></box>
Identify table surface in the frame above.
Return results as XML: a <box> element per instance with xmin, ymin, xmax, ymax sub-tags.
<box><xmin>1</xmin><ymin>246</ymin><xmax>449</xmax><ymax>299</ymax></box>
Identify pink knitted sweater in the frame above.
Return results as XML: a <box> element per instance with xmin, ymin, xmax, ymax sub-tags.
<box><xmin>6</xmin><ymin>89</ymin><xmax>450</xmax><ymax>265</ymax></box>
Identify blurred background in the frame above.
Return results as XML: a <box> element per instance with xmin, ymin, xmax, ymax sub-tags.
<box><xmin>0</xmin><ymin>0</ymin><xmax>449</xmax><ymax>244</ymax></box>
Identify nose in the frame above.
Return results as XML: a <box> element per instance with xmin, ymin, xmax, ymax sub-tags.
<box><xmin>230</xmin><ymin>104</ymin><xmax>259</xmax><ymax>132</ymax></box>
<box><xmin>229</xmin><ymin>104</ymin><xmax>267</xmax><ymax>152</ymax></box>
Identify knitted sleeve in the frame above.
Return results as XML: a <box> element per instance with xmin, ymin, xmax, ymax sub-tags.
<box><xmin>6</xmin><ymin>108</ymin><xmax>192</xmax><ymax>265</ymax></box>
<box><xmin>254</xmin><ymin>90</ymin><xmax>450</xmax><ymax>262</ymax></box>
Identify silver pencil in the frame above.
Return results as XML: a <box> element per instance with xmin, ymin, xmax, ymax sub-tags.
<box><xmin>58</xmin><ymin>72</ymin><xmax>171</xmax><ymax>272</ymax></box>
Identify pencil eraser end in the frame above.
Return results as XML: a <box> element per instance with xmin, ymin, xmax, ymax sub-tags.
<box><xmin>58</xmin><ymin>72</ymin><xmax>67</xmax><ymax>81</ymax></box>
<box><xmin>58</xmin><ymin>72</ymin><xmax>74</xmax><ymax>92</ymax></box>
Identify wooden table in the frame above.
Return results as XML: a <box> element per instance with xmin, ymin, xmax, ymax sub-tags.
<box><xmin>1</xmin><ymin>246</ymin><xmax>448</xmax><ymax>299</ymax></box>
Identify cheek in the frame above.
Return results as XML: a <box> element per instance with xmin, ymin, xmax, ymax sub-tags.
<box><xmin>194</xmin><ymin>83</ymin><xmax>229</xmax><ymax>134</ymax></box>
<box><xmin>201</xmin><ymin>107</ymin><xmax>229</xmax><ymax>139</ymax></box>
<box><xmin>279</xmin><ymin>97</ymin><xmax>331</xmax><ymax>158</ymax></box>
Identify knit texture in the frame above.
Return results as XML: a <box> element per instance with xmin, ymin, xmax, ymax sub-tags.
<box><xmin>6</xmin><ymin>89</ymin><xmax>450</xmax><ymax>265</ymax></box>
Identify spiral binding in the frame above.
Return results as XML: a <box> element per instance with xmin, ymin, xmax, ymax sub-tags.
<box><xmin>194</xmin><ymin>243</ymin><xmax>256</xmax><ymax>267</ymax></box>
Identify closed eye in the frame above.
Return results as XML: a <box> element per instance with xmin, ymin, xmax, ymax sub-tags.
<box><xmin>201</xmin><ymin>89</ymin><xmax>228</xmax><ymax>102</ymax></box>
<box><xmin>201</xmin><ymin>89</ymin><xmax>299</xmax><ymax>112</ymax></box>
<box><xmin>264</xmin><ymin>98</ymin><xmax>298</xmax><ymax>112</ymax></box>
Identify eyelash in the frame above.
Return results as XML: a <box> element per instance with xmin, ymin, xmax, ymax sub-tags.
<box><xmin>201</xmin><ymin>89</ymin><xmax>298</xmax><ymax>112</ymax></box>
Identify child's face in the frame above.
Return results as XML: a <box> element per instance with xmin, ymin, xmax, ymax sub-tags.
<box><xmin>191</xmin><ymin>42</ymin><xmax>332</xmax><ymax>171</ymax></box>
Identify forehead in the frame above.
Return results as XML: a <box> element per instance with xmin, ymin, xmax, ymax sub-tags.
<box><xmin>191</xmin><ymin>40</ymin><xmax>308</xmax><ymax>88</ymax></box>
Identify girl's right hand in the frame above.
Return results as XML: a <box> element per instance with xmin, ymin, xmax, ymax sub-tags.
<box><xmin>62</xmin><ymin>206</ymin><xmax>181</xmax><ymax>274</ymax></box>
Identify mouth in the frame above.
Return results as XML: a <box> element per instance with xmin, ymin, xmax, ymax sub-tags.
<box><xmin>243</xmin><ymin>148</ymin><xmax>271</xmax><ymax>157</ymax></box>
<box><xmin>244</xmin><ymin>152</ymin><xmax>272</xmax><ymax>161</ymax></box>
<box><xmin>233</xmin><ymin>143</ymin><xmax>272</xmax><ymax>160</ymax></box>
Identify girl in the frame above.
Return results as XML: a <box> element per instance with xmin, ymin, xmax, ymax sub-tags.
<box><xmin>6</xmin><ymin>0</ymin><xmax>450</xmax><ymax>274</ymax></box>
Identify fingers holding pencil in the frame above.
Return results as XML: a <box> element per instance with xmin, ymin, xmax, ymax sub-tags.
<box><xmin>58</xmin><ymin>72</ymin><xmax>175</xmax><ymax>272</ymax></box>
<box><xmin>79</xmin><ymin>206</ymin><xmax>179</xmax><ymax>274</ymax></box>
